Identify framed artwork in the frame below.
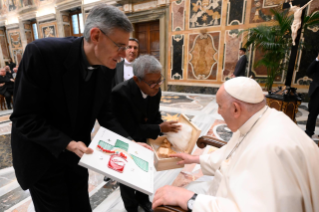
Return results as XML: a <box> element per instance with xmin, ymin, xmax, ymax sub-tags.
<box><xmin>79</xmin><ymin>127</ymin><xmax>154</xmax><ymax>195</ymax></box>
<box><xmin>39</xmin><ymin>21</ymin><xmax>58</xmax><ymax>38</ymax></box>
<box><xmin>9</xmin><ymin>31</ymin><xmax>22</xmax><ymax>48</ymax></box>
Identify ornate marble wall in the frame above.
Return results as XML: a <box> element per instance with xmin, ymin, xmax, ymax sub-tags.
<box><xmin>167</xmin><ymin>0</ymin><xmax>319</xmax><ymax>91</ymax></box>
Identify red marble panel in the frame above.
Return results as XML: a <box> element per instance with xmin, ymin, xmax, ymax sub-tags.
<box><xmin>24</xmin><ymin>23</ymin><xmax>31</xmax><ymax>30</ymax></box>
<box><xmin>252</xmin><ymin>48</ymin><xmax>267</xmax><ymax>76</ymax></box>
<box><xmin>0</xmin><ymin>36</ymin><xmax>10</xmax><ymax>59</ymax></box>
<box><xmin>223</xmin><ymin>31</ymin><xmax>242</xmax><ymax>78</ymax></box>
<box><xmin>172</xmin><ymin>0</ymin><xmax>185</xmax><ymax>31</ymax></box>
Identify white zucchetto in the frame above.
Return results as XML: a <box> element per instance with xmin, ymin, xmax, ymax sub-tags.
<box><xmin>224</xmin><ymin>77</ymin><xmax>264</xmax><ymax>103</ymax></box>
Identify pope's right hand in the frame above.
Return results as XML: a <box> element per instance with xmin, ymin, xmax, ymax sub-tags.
<box><xmin>66</xmin><ymin>141</ymin><xmax>93</xmax><ymax>158</ymax></box>
<box><xmin>169</xmin><ymin>153</ymin><xmax>200</xmax><ymax>165</ymax></box>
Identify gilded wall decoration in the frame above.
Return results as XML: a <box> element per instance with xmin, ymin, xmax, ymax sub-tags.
<box><xmin>12</xmin><ymin>49</ymin><xmax>22</xmax><ymax>64</ymax></box>
<box><xmin>25</xmin><ymin>31</ymin><xmax>33</xmax><ymax>44</ymax></box>
<box><xmin>171</xmin><ymin>35</ymin><xmax>184</xmax><ymax>80</ymax></box>
<box><xmin>262</xmin><ymin>0</ymin><xmax>282</xmax><ymax>8</ymax></box>
<box><xmin>63</xmin><ymin>25</ymin><xmax>71</xmax><ymax>37</ymax></box>
<box><xmin>189</xmin><ymin>0</ymin><xmax>222</xmax><ymax>28</ymax></box>
<box><xmin>0</xmin><ymin>31</ymin><xmax>10</xmax><ymax>60</ymax></box>
<box><xmin>250</xmin><ymin>0</ymin><xmax>274</xmax><ymax>23</ymax></box>
<box><xmin>62</xmin><ymin>15</ymin><xmax>69</xmax><ymax>22</ymax></box>
<box><xmin>223</xmin><ymin>30</ymin><xmax>243</xmax><ymax>79</ymax></box>
<box><xmin>9</xmin><ymin>31</ymin><xmax>22</xmax><ymax>48</ymax></box>
<box><xmin>24</xmin><ymin>23</ymin><xmax>31</xmax><ymax>30</ymax></box>
<box><xmin>188</xmin><ymin>32</ymin><xmax>219</xmax><ymax>80</ymax></box>
<box><xmin>39</xmin><ymin>21</ymin><xmax>58</xmax><ymax>38</ymax></box>
<box><xmin>227</xmin><ymin>0</ymin><xmax>246</xmax><ymax>25</ymax></box>
<box><xmin>172</xmin><ymin>0</ymin><xmax>185</xmax><ymax>31</ymax></box>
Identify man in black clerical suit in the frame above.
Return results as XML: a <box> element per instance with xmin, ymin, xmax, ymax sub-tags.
<box><xmin>0</xmin><ymin>68</ymin><xmax>14</xmax><ymax>109</ymax></box>
<box><xmin>7</xmin><ymin>58</ymin><xmax>16</xmax><ymax>72</ymax></box>
<box><xmin>305</xmin><ymin>52</ymin><xmax>319</xmax><ymax>139</ymax></box>
<box><xmin>232</xmin><ymin>48</ymin><xmax>248</xmax><ymax>77</ymax></box>
<box><xmin>113</xmin><ymin>37</ymin><xmax>139</xmax><ymax>87</ymax></box>
<box><xmin>112</xmin><ymin>55</ymin><xmax>181</xmax><ymax>212</ymax></box>
<box><xmin>10</xmin><ymin>5</ymin><xmax>133</xmax><ymax>212</ymax></box>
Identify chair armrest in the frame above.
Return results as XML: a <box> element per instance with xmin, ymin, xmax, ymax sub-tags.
<box><xmin>154</xmin><ymin>136</ymin><xmax>227</xmax><ymax>212</ymax></box>
<box><xmin>154</xmin><ymin>205</ymin><xmax>187</xmax><ymax>212</ymax></box>
<box><xmin>197</xmin><ymin>135</ymin><xmax>227</xmax><ymax>149</ymax></box>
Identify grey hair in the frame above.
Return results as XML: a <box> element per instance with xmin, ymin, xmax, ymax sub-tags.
<box><xmin>133</xmin><ymin>55</ymin><xmax>162</xmax><ymax>79</ymax></box>
<box><xmin>84</xmin><ymin>4</ymin><xmax>133</xmax><ymax>41</ymax></box>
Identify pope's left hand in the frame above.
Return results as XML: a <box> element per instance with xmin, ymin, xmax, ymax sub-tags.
<box><xmin>152</xmin><ymin>185</ymin><xmax>194</xmax><ymax>210</ymax></box>
<box><xmin>137</xmin><ymin>142</ymin><xmax>153</xmax><ymax>151</ymax></box>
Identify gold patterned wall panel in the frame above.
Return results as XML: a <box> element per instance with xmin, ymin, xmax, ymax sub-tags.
<box><xmin>0</xmin><ymin>29</ymin><xmax>10</xmax><ymax>60</ymax></box>
<box><xmin>189</xmin><ymin>0</ymin><xmax>222</xmax><ymax>28</ymax></box>
<box><xmin>39</xmin><ymin>21</ymin><xmax>58</xmax><ymax>38</ymax></box>
<box><xmin>188</xmin><ymin>32</ymin><xmax>219</xmax><ymax>80</ymax></box>
<box><xmin>7</xmin><ymin>28</ymin><xmax>23</xmax><ymax>64</ymax></box>
<box><xmin>250</xmin><ymin>0</ymin><xmax>278</xmax><ymax>24</ymax></box>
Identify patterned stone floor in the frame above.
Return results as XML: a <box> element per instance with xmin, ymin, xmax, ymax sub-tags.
<box><xmin>0</xmin><ymin>92</ymin><xmax>318</xmax><ymax>212</ymax></box>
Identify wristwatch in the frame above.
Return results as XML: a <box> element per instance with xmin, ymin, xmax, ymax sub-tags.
<box><xmin>187</xmin><ymin>193</ymin><xmax>198</xmax><ymax>212</ymax></box>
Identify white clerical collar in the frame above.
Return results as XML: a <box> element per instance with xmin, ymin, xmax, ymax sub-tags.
<box><xmin>140</xmin><ymin>90</ymin><xmax>148</xmax><ymax>99</ymax></box>
<box><xmin>238</xmin><ymin>105</ymin><xmax>268</xmax><ymax>136</ymax></box>
<box><xmin>124</xmin><ymin>58</ymin><xmax>133</xmax><ymax>66</ymax></box>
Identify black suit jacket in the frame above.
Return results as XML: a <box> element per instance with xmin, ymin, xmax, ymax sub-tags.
<box><xmin>111</xmin><ymin>78</ymin><xmax>163</xmax><ymax>143</ymax></box>
<box><xmin>307</xmin><ymin>59</ymin><xmax>319</xmax><ymax>97</ymax></box>
<box><xmin>10</xmin><ymin>37</ymin><xmax>128</xmax><ymax>190</ymax></box>
<box><xmin>112</xmin><ymin>60</ymin><xmax>124</xmax><ymax>87</ymax></box>
<box><xmin>0</xmin><ymin>74</ymin><xmax>14</xmax><ymax>94</ymax></box>
<box><xmin>233</xmin><ymin>55</ymin><xmax>247</xmax><ymax>77</ymax></box>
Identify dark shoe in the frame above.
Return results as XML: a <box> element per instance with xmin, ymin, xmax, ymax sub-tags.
<box><xmin>104</xmin><ymin>176</ymin><xmax>110</xmax><ymax>182</ymax></box>
<box><xmin>140</xmin><ymin>202</ymin><xmax>153</xmax><ymax>212</ymax></box>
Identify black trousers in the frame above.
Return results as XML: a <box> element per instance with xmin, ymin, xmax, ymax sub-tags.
<box><xmin>306</xmin><ymin>89</ymin><xmax>319</xmax><ymax>137</ymax></box>
<box><xmin>2</xmin><ymin>90</ymin><xmax>12</xmax><ymax>108</ymax></box>
<box><xmin>119</xmin><ymin>183</ymin><xmax>150</xmax><ymax>212</ymax></box>
<box><xmin>29</xmin><ymin>162</ymin><xmax>91</xmax><ymax>212</ymax></box>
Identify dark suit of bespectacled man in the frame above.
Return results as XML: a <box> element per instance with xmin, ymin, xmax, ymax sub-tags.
<box><xmin>305</xmin><ymin>52</ymin><xmax>319</xmax><ymax>139</ymax></box>
<box><xmin>113</xmin><ymin>37</ymin><xmax>139</xmax><ymax>87</ymax></box>
<box><xmin>111</xmin><ymin>55</ymin><xmax>181</xmax><ymax>212</ymax></box>
<box><xmin>10</xmin><ymin>4</ymin><xmax>133</xmax><ymax>212</ymax></box>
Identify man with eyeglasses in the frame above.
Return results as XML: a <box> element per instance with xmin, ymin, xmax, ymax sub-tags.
<box><xmin>113</xmin><ymin>38</ymin><xmax>139</xmax><ymax>87</ymax></box>
<box><xmin>111</xmin><ymin>55</ymin><xmax>181</xmax><ymax>212</ymax></box>
<box><xmin>10</xmin><ymin>4</ymin><xmax>134</xmax><ymax>212</ymax></box>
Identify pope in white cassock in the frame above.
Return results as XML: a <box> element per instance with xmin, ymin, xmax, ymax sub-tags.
<box><xmin>152</xmin><ymin>77</ymin><xmax>319</xmax><ymax>212</ymax></box>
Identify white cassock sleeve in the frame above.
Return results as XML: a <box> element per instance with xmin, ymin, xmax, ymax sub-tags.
<box><xmin>193</xmin><ymin>139</ymin><xmax>319</xmax><ymax>212</ymax></box>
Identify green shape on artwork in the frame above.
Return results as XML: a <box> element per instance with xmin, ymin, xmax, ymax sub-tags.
<box><xmin>98</xmin><ymin>140</ymin><xmax>114</xmax><ymax>150</ymax></box>
<box><xmin>115</xmin><ymin>139</ymin><xmax>129</xmax><ymax>151</ymax></box>
<box><xmin>131</xmin><ymin>155</ymin><xmax>149</xmax><ymax>172</ymax></box>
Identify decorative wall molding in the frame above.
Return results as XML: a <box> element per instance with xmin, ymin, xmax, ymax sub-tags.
<box><xmin>126</xmin><ymin>7</ymin><xmax>166</xmax><ymax>23</ymax></box>
<box><xmin>19</xmin><ymin>11</ymin><xmax>38</xmax><ymax>21</ymax></box>
<box><xmin>6</xmin><ymin>23</ymin><xmax>20</xmax><ymax>30</ymax></box>
<box><xmin>37</xmin><ymin>13</ymin><xmax>56</xmax><ymax>23</ymax></box>
<box><xmin>56</xmin><ymin>0</ymin><xmax>82</xmax><ymax>12</ymax></box>
<box><xmin>0</xmin><ymin>21</ymin><xmax>6</xmax><ymax>27</ymax></box>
